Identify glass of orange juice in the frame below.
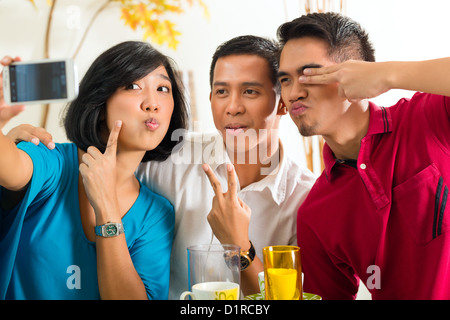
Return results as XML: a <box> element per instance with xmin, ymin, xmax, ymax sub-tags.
<box><xmin>262</xmin><ymin>246</ymin><xmax>302</xmax><ymax>300</ymax></box>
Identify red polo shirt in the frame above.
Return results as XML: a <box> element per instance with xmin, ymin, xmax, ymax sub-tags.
<box><xmin>298</xmin><ymin>93</ymin><xmax>450</xmax><ymax>300</ymax></box>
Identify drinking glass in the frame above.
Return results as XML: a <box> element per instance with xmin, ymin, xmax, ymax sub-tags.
<box><xmin>263</xmin><ymin>246</ymin><xmax>302</xmax><ymax>300</ymax></box>
<box><xmin>180</xmin><ymin>244</ymin><xmax>241</xmax><ymax>300</ymax></box>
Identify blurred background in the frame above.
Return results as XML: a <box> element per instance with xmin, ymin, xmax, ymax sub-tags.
<box><xmin>1</xmin><ymin>0</ymin><xmax>450</xmax><ymax>299</ymax></box>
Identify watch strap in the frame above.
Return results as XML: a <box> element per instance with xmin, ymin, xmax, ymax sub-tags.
<box><xmin>240</xmin><ymin>241</ymin><xmax>256</xmax><ymax>270</ymax></box>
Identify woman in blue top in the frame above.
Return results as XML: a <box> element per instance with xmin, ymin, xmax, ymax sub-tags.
<box><xmin>0</xmin><ymin>41</ymin><xmax>189</xmax><ymax>299</ymax></box>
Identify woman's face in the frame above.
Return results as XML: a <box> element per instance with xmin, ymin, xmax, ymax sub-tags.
<box><xmin>105</xmin><ymin>65</ymin><xmax>174</xmax><ymax>153</ymax></box>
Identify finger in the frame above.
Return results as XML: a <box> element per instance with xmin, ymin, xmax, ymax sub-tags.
<box><xmin>226</xmin><ymin>163</ymin><xmax>238</xmax><ymax>202</ymax></box>
<box><xmin>303</xmin><ymin>64</ymin><xmax>340</xmax><ymax>76</ymax></box>
<box><xmin>104</xmin><ymin>120</ymin><xmax>122</xmax><ymax>157</ymax></box>
<box><xmin>81</xmin><ymin>152</ymin><xmax>95</xmax><ymax>168</ymax></box>
<box><xmin>87</xmin><ymin>145</ymin><xmax>103</xmax><ymax>160</ymax></box>
<box><xmin>0</xmin><ymin>56</ymin><xmax>21</xmax><ymax>67</ymax></box>
<box><xmin>202</xmin><ymin>163</ymin><xmax>224</xmax><ymax>196</ymax></box>
<box><xmin>0</xmin><ymin>105</ymin><xmax>25</xmax><ymax>127</ymax></box>
<box><xmin>300</xmin><ymin>64</ymin><xmax>341</xmax><ymax>85</ymax></box>
<box><xmin>5</xmin><ymin>124</ymin><xmax>53</xmax><ymax>148</ymax></box>
<box><xmin>299</xmin><ymin>72</ymin><xmax>339</xmax><ymax>85</ymax></box>
<box><xmin>28</xmin><ymin>126</ymin><xmax>55</xmax><ymax>149</ymax></box>
<box><xmin>79</xmin><ymin>163</ymin><xmax>88</xmax><ymax>176</ymax></box>
<box><xmin>1</xmin><ymin>56</ymin><xmax>14</xmax><ymax>66</ymax></box>
<box><xmin>35</xmin><ymin>129</ymin><xmax>55</xmax><ymax>149</ymax></box>
<box><xmin>11</xmin><ymin>130</ymin><xmax>40</xmax><ymax>146</ymax></box>
<box><xmin>5</xmin><ymin>105</ymin><xmax>25</xmax><ymax>117</ymax></box>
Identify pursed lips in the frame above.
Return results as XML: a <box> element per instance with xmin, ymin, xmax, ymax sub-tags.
<box><xmin>290</xmin><ymin>101</ymin><xmax>309</xmax><ymax>116</ymax></box>
<box><xmin>145</xmin><ymin>118</ymin><xmax>160</xmax><ymax>131</ymax></box>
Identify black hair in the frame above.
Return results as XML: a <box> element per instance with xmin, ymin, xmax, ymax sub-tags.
<box><xmin>209</xmin><ymin>35</ymin><xmax>281</xmax><ymax>93</ymax></box>
<box><xmin>63</xmin><ymin>41</ymin><xmax>189</xmax><ymax>162</ymax></box>
<box><xmin>277</xmin><ymin>12</ymin><xmax>375</xmax><ymax>63</ymax></box>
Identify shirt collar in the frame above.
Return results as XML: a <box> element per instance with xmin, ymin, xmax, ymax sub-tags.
<box><xmin>323</xmin><ymin>101</ymin><xmax>393</xmax><ymax>181</ymax></box>
<box><xmin>238</xmin><ymin>141</ymin><xmax>287</xmax><ymax>206</ymax></box>
<box><xmin>206</xmin><ymin>135</ymin><xmax>287</xmax><ymax>205</ymax></box>
<box><xmin>203</xmin><ymin>133</ymin><xmax>231</xmax><ymax>171</ymax></box>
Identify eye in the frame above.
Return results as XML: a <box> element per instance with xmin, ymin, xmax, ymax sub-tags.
<box><xmin>158</xmin><ymin>85</ymin><xmax>171</xmax><ymax>93</ymax></box>
<box><xmin>244</xmin><ymin>89</ymin><xmax>258</xmax><ymax>95</ymax></box>
<box><xmin>215</xmin><ymin>89</ymin><xmax>227</xmax><ymax>96</ymax></box>
<box><xmin>125</xmin><ymin>83</ymin><xmax>140</xmax><ymax>90</ymax></box>
<box><xmin>279</xmin><ymin>77</ymin><xmax>291</xmax><ymax>86</ymax></box>
<box><xmin>156</xmin><ymin>85</ymin><xmax>171</xmax><ymax>93</ymax></box>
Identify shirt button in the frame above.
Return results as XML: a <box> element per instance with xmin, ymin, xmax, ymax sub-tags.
<box><xmin>360</xmin><ymin>163</ymin><xmax>367</xmax><ymax>170</ymax></box>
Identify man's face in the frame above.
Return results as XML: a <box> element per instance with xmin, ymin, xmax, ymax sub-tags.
<box><xmin>278</xmin><ymin>37</ymin><xmax>348</xmax><ymax>137</ymax></box>
<box><xmin>210</xmin><ymin>54</ymin><xmax>281</xmax><ymax>155</ymax></box>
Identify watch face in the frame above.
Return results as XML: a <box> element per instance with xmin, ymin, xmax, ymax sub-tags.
<box><xmin>240</xmin><ymin>255</ymin><xmax>250</xmax><ymax>270</ymax></box>
<box><xmin>105</xmin><ymin>224</ymin><xmax>118</xmax><ymax>236</ymax></box>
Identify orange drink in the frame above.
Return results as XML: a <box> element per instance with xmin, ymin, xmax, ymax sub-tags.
<box><xmin>263</xmin><ymin>246</ymin><xmax>302</xmax><ymax>300</ymax></box>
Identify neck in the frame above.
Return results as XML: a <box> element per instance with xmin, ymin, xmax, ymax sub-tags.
<box><xmin>115</xmin><ymin>150</ymin><xmax>145</xmax><ymax>189</ymax></box>
<box><xmin>228</xmin><ymin>139</ymin><xmax>281</xmax><ymax>189</ymax></box>
<box><xmin>322</xmin><ymin>100</ymin><xmax>370</xmax><ymax>160</ymax></box>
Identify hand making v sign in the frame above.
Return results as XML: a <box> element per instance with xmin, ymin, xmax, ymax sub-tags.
<box><xmin>202</xmin><ymin>163</ymin><xmax>251</xmax><ymax>251</ymax></box>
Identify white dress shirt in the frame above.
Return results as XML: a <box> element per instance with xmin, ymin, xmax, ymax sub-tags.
<box><xmin>136</xmin><ymin>132</ymin><xmax>316</xmax><ymax>300</ymax></box>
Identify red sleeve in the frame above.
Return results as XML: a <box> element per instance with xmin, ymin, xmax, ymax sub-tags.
<box><xmin>299</xmin><ymin>220</ymin><xmax>359</xmax><ymax>300</ymax></box>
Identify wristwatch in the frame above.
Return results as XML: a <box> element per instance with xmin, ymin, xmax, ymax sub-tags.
<box><xmin>95</xmin><ymin>222</ymin><xmax>124</xmax><ymax>237</ymax></box>
<box><xmin>240</xmin><ymin>241</ymin><xmax>256</xmax><ymax>271</ymax></box>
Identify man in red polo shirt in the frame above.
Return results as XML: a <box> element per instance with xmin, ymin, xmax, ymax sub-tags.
<box><xmin>277</xmin><ymin>12</ymin><xmax>450</xmax><ymax>299</ymax></box>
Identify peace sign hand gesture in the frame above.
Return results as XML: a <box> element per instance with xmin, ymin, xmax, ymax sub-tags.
<box><xmin>202</xmin><ymin>163</ymin><xmax>252</xmax><ymax>250</ymax></box>
<box><xmin>300</xmin><ymin>60</ymin><xmax>391</xmax><ymax>102</ymax></box>
<box><xmin>79</xmin><ymin>120</ymin><xmax>122</xmax><ymax>216</ymax></box>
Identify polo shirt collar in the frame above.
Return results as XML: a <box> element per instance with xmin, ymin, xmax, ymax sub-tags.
<box><xmin>323</xmin><ymin>101</ymin><xmax>393</xmax><ymax>181</ymax></box>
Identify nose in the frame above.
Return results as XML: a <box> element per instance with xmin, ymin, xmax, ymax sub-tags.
<box><xmin>288</xmin><ymin>79</ymin><xmax>308</xmax><ymax>103</ymax></box>
<box><xmin>226</xmin><ymin>93</ymin><xmax>245</xmax><ymax>116</ymax></box>
<box><xmin>141</xmin><ymin>87</ymin><xmax>160</xmax><ymax>112</ymax></box>
<box><xmin>142</xmin><ymin>103</ymin><xmax>158</xmax><ymax>112</ymax></box>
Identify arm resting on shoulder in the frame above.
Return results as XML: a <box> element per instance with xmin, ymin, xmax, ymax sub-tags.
<box><xmin>0</xmin><ymin>133</ymin><xmax>33</xmax><ymax>191</ymax></box>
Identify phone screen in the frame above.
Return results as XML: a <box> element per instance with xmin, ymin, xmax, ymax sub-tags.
<box><xmin>8</xmin><ymin>61</ymin><xmax>68</xmax><ymax>103</ymax></box>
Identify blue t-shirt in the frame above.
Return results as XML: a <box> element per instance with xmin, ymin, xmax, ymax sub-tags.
<box><xmin>0</xmin><ymin>142</ymin><xmax>174</xmax><ymax>300</ymax></box>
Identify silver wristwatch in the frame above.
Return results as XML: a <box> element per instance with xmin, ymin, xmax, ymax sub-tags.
<box><xmin>95</xmin><ymin>222</ymin><xmax>124</xmax><ymax>237</ymax></box>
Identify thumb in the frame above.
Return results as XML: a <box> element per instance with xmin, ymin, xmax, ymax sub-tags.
<box><xmin>0</xmin><ymin>105</ymin><xmax>25</xmax><ymax>128</ymax></box>
<box><xmin>104</xmin><ymin>120</ymin><xmax>122</xmax><ymax>157</ymax></box>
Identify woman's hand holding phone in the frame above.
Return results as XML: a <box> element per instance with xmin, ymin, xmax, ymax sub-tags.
<box><xmin>0</xmin><ymin>56</ymin><xmax>25</xmax><ymax>129</ymax></box>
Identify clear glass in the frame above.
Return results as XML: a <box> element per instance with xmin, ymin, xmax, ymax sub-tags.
<box><xmin>181</xmin><ymin>244</ymin><xmax>241</xmax><ymax>300</ymax></box>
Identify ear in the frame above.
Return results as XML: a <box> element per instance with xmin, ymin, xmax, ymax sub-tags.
<box><xmin>276</xmin><ymin>98</ymin><xmax>288</xmax><ymax>115</ymax></box>
<box><xmin>209</xmin><ymin>92</ymin><xmax>212</xmax><ymax>102</ymax></box>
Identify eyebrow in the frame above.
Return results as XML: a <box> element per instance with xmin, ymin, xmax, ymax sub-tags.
<box><xmin>158</xmin><ymin>74</ymin><xmax>171</xmax><ymax>82</ymax></box>
<box><xmin>212</xmin><ymin>81</ymin><xmax>264</xmax><ymax>87</ymax></box>
<box><xmin>277</xmin><ymin>64</ymin><xmax>323</xmax><ymax>78</ymax></box>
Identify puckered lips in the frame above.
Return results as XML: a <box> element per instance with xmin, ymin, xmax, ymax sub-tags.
<box><xmin>290</xmin><ymin>102</ymin><xmax>309</xmax><ymax>116</ymax></box>
<box><xmin>145</xmin><ymin>118</ymin><xmax>160</xmax><ymax>131</ymax></box>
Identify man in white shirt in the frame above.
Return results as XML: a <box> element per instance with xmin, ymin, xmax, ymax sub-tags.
<box><xmin>137</xmin><ymin>35</ymin><xmax>315</xmax><ymax>298</ymax></box>
<box><xmin>7</xmin><ymin>35</ymin><xmax>316</xmax><ymax>299</ymax></box>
